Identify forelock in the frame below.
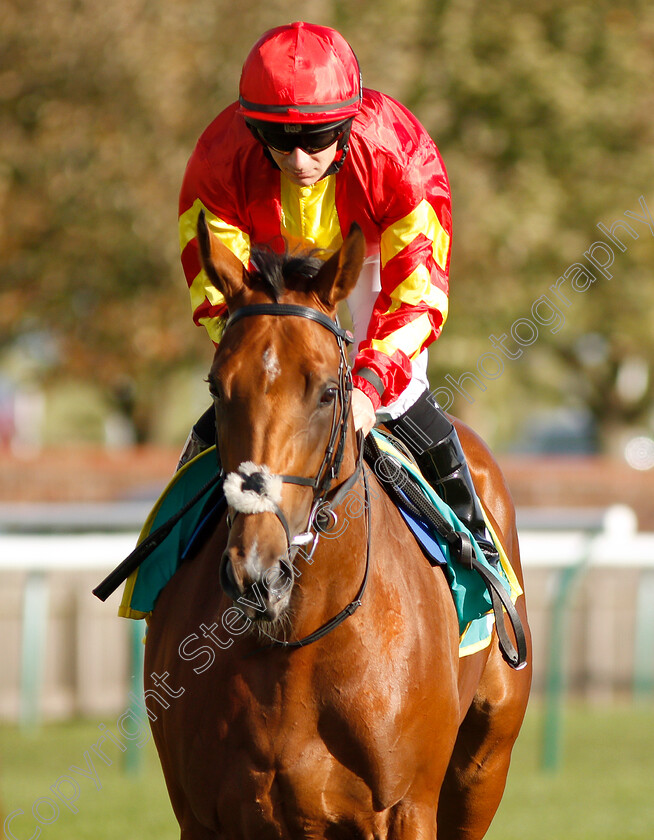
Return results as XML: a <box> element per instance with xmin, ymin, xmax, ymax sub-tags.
<box><xmin>249</xmin><ymin>246</ymin><xmax>324</xmax><ymax>301</ymax></box>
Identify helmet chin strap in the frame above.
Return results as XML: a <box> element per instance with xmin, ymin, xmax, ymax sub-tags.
<box><xmin>323</xmin><ymin>128</ymin><xmax>353</xmax><ymax>176</ymax></box>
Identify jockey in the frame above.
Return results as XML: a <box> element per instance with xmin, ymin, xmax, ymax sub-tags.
<box><xmin>178</xmin><ymin>21</ymin><xmax>498</xmax><ymax>562</ymax></box>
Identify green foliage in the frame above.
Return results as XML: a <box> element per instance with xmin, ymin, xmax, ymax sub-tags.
<box><xmin>2</xmin><ymin>0</ymin><xmax>653</xmax><ymax>446</ymax></box>
<box><xmin>407</xmin><ymin>1</ymin><xmax>654</xmax><ymax>445</ymax></box>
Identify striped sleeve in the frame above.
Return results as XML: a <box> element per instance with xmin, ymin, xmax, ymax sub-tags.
<box><xmin>352</xmin><ymin>150</ymin><xmax>452</xmax><ymax>409</ymax></box>
<box><xmin>178</xmin><ymin>143</ymin><xmax>251</xmax><ymax>344</ymax></box>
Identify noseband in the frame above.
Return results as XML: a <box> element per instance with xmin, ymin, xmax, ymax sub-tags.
<box><xmin>222</xmin><ymin>303</ymin><xmax>371</xmax><ymax>648</ymax></box>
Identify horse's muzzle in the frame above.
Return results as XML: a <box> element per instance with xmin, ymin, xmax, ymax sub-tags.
<box><xmin>219</xmin><ymin>546</ymin><xmax>293</xmax><ymax>622</ymax></box>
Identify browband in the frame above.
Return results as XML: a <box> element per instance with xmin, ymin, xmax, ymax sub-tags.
<box><xmin>225</xmin><ymin>303</ymin><xmax>354</xmax><ymax>344</ymax></box>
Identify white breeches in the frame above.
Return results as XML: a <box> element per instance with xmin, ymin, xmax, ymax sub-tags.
<box><xmin>345</xmin><ymin>254</ymin><xmax>429</xmax><ymax>422</ymax></box>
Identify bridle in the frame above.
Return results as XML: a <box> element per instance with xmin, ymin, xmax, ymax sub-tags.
<box><xmin>93</xmin><ymin>301</ymin><xmax>371</xmax><ymax>634</ymax></box>
<box><xmin>93</xmin><ymin>299</ymin><xmax>525</xmax><ymax>667</ymax></box>
<box><xmin>221</xmin><ymin>302</ymin><xmax>371</xmax><ymax>649</ymax></box>
<box><xmin>95</xmin><ymin>303</ymin><xmax>526</xmax><ymax>667</ymax></box>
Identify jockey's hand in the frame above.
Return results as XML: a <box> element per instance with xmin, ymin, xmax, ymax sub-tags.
<box><xmin>351</xmin><ymin>387</ymin><xmax>376</xmax><ymax>437</ymax></box>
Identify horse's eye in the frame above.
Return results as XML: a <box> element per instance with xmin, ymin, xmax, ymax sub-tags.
<box><xmin>320</xmin><ymin>386</ymin><xmax>338</xmax><ymax>406</ymax></box>
<box><xmin>207</xmin><ymin>378</ymin><xmax>223</xmax><ymax>402</ymax></box>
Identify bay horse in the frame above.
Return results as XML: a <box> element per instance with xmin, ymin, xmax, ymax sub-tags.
<box><xmin>144</xmin><ymin>215</ymin><xmax>532</xmax><ymax>839</ymax></box>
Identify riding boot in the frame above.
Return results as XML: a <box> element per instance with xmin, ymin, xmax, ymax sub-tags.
<box><xmin>416</xmin><ymin>426</ymin><xmax>499</xmax><ymax>565</ymax></box>
<box><xmin>384</xmin><ymin>392</ymin><xmax>499</xmax><ymax>566</ymax></box>
<box><xmin>176</xmin><ymin>406</ymin><xmax>217</xmax><ymax>471</ymax></box>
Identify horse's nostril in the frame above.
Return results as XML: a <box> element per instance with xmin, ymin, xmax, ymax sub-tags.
<box><xmin>220</xmin><ymin>553</ymin><xmax>239</xmax><ymax>598</ymax></box>
<box><xmin>267</xmin><ymin>559</ymin><xmax>294</xmax><ymax>599</ymax></box>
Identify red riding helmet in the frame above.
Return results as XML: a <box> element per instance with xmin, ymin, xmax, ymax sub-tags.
<box><xmin>239</xmin><ymin>22</ymin><xmax>362</xmax><ymax>125</ymax></box>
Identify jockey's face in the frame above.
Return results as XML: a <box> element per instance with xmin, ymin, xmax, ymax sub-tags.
<box><xmin>268</xmin><ymin>141</ymin><xmax>339</xmax><ymax>187</ymax></box>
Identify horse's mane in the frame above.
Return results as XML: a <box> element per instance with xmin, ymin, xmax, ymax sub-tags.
<box><xmin>249</xmin><ymin>245</ymin><xmax>324</xmax><ymax>302</ymax></box>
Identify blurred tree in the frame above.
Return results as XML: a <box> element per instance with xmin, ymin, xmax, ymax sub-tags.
<box><xmin>405</xmin><ymin>0</ymin><xmax>654</xmax><ymax>449</ymax></box>
<box><xmin>1</xmin><ymin>0</ymin><xmax>653</xmax><ymax>448</ymax></box>
<box><xmin>1</xmin><ymin>0</ymin><xmax>321</xmax><ymax>439</ymax></box>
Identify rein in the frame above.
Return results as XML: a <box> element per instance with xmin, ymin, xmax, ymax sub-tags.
<box><xmin>94</xmin><ymin>299</ymin><xmax>524</xmax><ymax>667</ymax></box>
<box><xmin>266</xmin><ymin>467</ymin><xmax>372</xmax><ymax>650</ymax></box>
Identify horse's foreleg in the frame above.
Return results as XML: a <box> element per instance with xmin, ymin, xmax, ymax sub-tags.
<box><xmin>436</xmin><ymin>607</ymin><xmax>532</xmax><ymax>840</ymax></box>
<box><xmin>387</xmin><ymin>800</ymin><xmax>438</xmax><ymax>839</ymax></box>
<box><xmin>146</xmin><ymin>692</ymin><xmax>220</xmax><ymax>840</ymax></box>
<box><xmin>153</xmin><ymin>747</ymin><xmax>219</xmax><ymax>839</ymax></box>
<box><xmin>177</xmin><ymin>802</ymin><xmax>220</xmax><ymax>840</ymax></box>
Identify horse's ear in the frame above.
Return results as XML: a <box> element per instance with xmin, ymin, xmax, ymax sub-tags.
<box><xmin>314</xmin><ymin>223</ymin><xmax>365</xmax><ymax>307</ymax></box>
<box><xmin>197</xmin><ymin>210</ymin><xmax>249</xmax><ymax>302</ymax></box>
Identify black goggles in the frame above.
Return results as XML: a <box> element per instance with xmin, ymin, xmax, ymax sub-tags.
<box><xmin>250</xmin><ymin>121</ymin><xmax>350</xmax><ymax>155</ymax></box>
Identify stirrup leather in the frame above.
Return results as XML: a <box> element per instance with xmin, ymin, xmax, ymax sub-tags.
<box><xmin>416</xmin><ymin>428</ymin><xmax>499</xmax><ymax>565</ymax></box>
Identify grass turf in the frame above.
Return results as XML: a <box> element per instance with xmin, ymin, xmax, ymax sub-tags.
<box><xmin>487</xmin><ymin>703</ymin><xmax>654</xmax><ymax>840</ymax></box>
<box><xmin>1</xmin><ymin>703</ymin><xmax>653</xmax><ymax>838</ymax></box>
<box><xmin>0</xmin><ymin>718</ymin><xmax>176</xmax><ymax>839</ymax></box>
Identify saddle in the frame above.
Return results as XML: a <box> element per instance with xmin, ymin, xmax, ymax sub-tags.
<box><xmin>364</xmin><ymin>429</ymin><xmax>527</xmax><ymax>668</ymax></box>
<box><xmin>94</xmin><ymin>433</ymin><xmax>526</xmax><ymax>668</ymax></box>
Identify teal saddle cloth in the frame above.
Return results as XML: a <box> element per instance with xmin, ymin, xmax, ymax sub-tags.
<box><xmin>119</xmin><ymin>431</ymin><xmax>521</xmax><ymax>656</ymax></box>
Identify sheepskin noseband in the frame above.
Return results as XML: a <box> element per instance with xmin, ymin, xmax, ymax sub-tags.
<box><xmin>223</xmin><ymin>462</ymin><xmax>284</xmax><ymax>515</ymax></box>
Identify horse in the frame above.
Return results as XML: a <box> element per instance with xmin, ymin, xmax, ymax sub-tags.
<box><xmin>144</xmin><ymin>214</ymin><xmax>532</xmax><ymax>839</ymax></box>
